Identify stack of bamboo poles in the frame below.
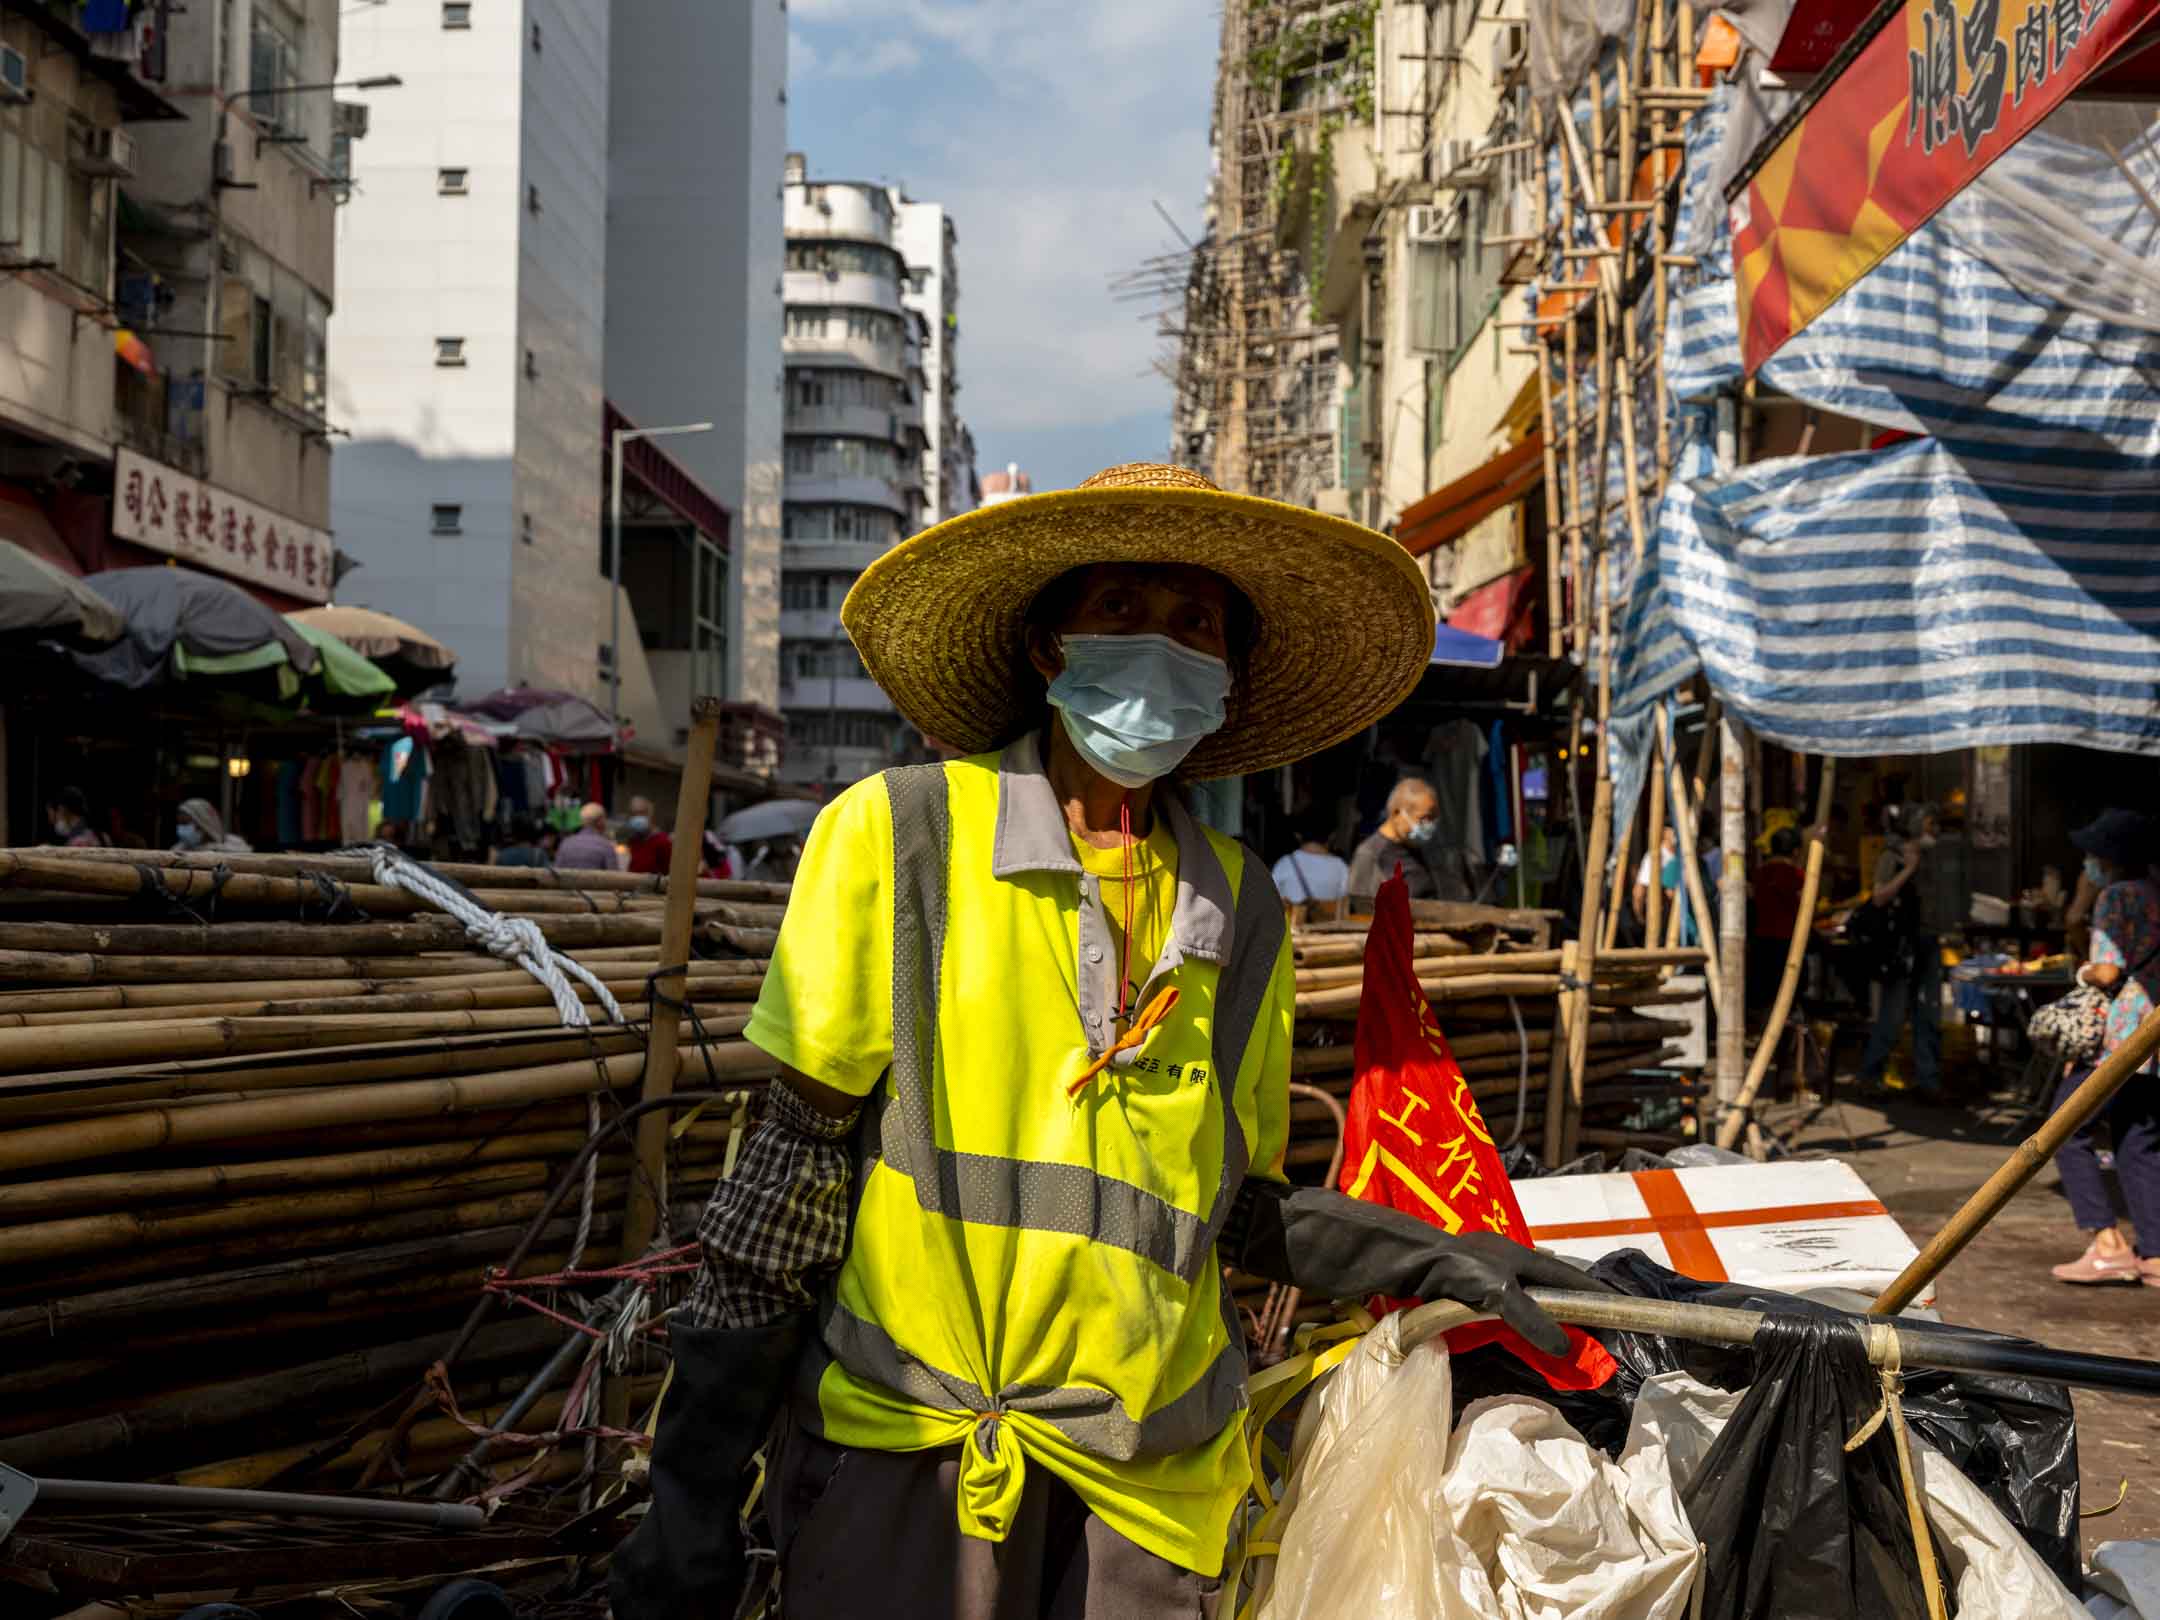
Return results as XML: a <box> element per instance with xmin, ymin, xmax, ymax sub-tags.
<box><xmin>0</xmin><ymin>846</ymin><xmax>783</xmax><ymax>1492</ymax></box>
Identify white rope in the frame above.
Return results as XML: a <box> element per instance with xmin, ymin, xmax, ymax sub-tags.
<box><xmin>342</xmin><ymin>845</ymin><xmax>626</xmax><ymax>1266</ymax></box>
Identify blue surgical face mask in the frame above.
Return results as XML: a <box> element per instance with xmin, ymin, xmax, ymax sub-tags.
<box><xmin>624</xmin><ymin>815</ymin><xmax>651</xmax><ymax>837</ymax></box>
<box><xmin>1406</xmin><ymin>817</ymin><xmax>1439</xmax><ymax>845</ymax></box>
<box><xmin>2085</xmin><ymin>855</ymin><xmax>2109</xmax><ymax>885</ymax></box>
<box><xmin>1046</xmin><ymin>632</ymin><xmax>1231</xmax><ymax>789</ymax></box>
<box><xmin>175</xmin><ymin>822</ymin><xmax>205</xmax><ymax>849</ymax></box>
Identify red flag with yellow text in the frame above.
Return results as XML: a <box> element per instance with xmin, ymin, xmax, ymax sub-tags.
<box><xmin>1340</xmin><ymin>870</ymin><xmax>1616</xmax><ymax>1388</ymax></box>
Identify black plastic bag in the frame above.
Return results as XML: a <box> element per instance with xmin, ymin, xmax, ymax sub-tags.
<box><xmin>1680</xmin><ymin>1313</ymin><xmax>1936</xmax><ymax>1620</ymax></box>
<box><xmin>1586</xmin><ymin>1251</ymin><xmax>2081</xmax><ymax>1585</ymax></box>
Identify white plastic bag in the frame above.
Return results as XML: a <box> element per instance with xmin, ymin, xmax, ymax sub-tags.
<box><xmin>1260</xmin><ymin>1316</ymin><xmax>1699</xmax><ymax>1620</ymax></box>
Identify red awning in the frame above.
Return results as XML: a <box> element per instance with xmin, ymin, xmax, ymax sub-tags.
<box><xmin>1396</xmin><ymin>434</ymin><xmax>1543</xmax><ymax>559</ymax></box>
<box><xmin>1449</xmin><ymin>565</ymin><xmax>1536</xmax><ymax>649</ymax></box>
<box><xmin>0</xmin><ymin>486</ymin><xmax>80</xmax><ymax>576</ymax></box>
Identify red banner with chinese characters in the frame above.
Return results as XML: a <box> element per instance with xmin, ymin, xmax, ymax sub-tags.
<box><xmin>1340</xmin><ymin>871</ymin><xmax>1617</xmax><ymax>1388</ymax></box>
<box><xmin>1734</xmin><ymin>0</ymin><xmax>2160</xmax><ymax>375</ymax></box>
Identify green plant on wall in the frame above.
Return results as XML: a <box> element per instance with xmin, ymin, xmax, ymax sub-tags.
<box><xmin>1242</xmin><ymin>2</ymin><xmax>1378</xmax><ymax>314</ymax></box>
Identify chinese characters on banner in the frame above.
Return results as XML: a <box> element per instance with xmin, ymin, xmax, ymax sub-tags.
<box><xmin>1732</xmin><ymin>0</ymin><xmax>2155</xmax><ymax>374</ymax></box>
<box><xmin>111</xmin><ymin>447</ymin><xmax>333</xmax><ymax>604</ymax></box>
<box><xmin>1341</xmin><ymin>871</ymin><xmax>1617</xmax><ymax>1388</ymax></box>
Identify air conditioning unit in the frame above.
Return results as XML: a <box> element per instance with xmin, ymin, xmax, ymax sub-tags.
<box><xmin>71</xmin><ymin>126</ymin><xmax>135</xmax><ymax>178</ymax></box>
<box><xmin>333</xmin><ymin>101</ymin><xmax>370</xmax><ymax>140</ymax></box>
<box><xmin>1491</xmin><ymin>23</ymin><xmax>1528</xmax><ymax>84</ymax></box>
<box><xmin>1406</xmin><ymin>203</ymin><xmax>1449</xmax><ymax>243</ymax></box>
<box><xmin>0</xmin><ymin>46</ymin><xmax>29</xmax><ymax>105</ymax></box>
<box><xmin>213</xmin><ymin>141</ymin><xmax>238</xmax><ymax>186</ymax></box>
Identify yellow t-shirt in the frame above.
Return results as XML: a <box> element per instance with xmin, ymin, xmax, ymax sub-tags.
<box><xmin>1073</xmin><ymin>818</ymin><xmax>1180</xmax><ymax>1026</ymax></box>
<box><xmin>741</xmin><ymin>755</ymin><xmax>1294</xmax><ymax>1575</ymax></box>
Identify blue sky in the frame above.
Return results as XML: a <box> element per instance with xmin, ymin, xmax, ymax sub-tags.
<box><xmin>786</xmin><ymin>1</ymin><xmax>1218</xmax><ymax>493</ymax></box>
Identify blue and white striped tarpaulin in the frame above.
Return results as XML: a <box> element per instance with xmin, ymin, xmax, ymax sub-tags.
<box><xmin>1602</xmin><ymin>88</ymin><xmax>2160</xmax><ymax>834</ymax></box>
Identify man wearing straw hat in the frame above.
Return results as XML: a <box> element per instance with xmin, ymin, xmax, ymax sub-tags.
<box><xmin>612</xmin><ymin>464</ymin><xmax>1586</xmax><ymax>1618</ymax></box>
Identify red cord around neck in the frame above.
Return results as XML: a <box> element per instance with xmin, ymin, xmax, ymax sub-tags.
<box><xmin>1118</xmin><ymin>797</ymin><xmax>1134</xmax><ymax>1024</ymax></box>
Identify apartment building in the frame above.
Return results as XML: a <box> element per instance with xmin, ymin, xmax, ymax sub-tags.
<box><xmin>778</xmin><ymin>154</ymin><xmax>926</xmax><ymax>785</ymax></box>
<box><xmin>892</xmin><ymin>194</ymin><xmax>978</xmax><ymax>525</ymax></box>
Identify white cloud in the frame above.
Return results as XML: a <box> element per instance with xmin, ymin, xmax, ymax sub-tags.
<box><xmin>811</xmin><ymin>35</ymin><xmax>925</xmax><ymax>79</ymax></box>
<box><xmin>789</xmin><ymin>1</ymin><xmax>1217</xmax><ymax>472</ymax></box>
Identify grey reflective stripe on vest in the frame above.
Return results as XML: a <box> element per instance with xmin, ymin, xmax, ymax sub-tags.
<box><xmin>878</xmin><ymin>762</ymin><xmax>951</xmax><ymax>1190</ymax></box>
<box><xmin>824</xmin><ymin>1299</ymin><xmax>1251</xmax><ymax>1462</ymax></box>
<box><xmin>873</xmin><ymin>764</ymin><xmax>1284</xmax><ymax>1284</ymax></box>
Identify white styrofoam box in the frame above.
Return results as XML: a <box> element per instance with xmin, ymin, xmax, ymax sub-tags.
<box><xmin>1517</xmin><ymin>1158</ymin><xmax>1932</xmax><ymax>1305</ymax></box>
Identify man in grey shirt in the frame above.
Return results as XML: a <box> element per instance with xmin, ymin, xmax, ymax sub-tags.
<box><xmin>555</xmin><ymin>802</ymin><xmax>622</xmax><ymax>871</ymax></box>
<box><xmin>1347</xmin><ymin>778</ymin><xmax>1441</xmax><ymax>906</ymax></box>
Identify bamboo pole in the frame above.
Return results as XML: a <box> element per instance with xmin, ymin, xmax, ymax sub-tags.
<box><xmin>1716</xmin><ymin>759</ymin><xmax>1836</xmax><ymax>1151</ymax></box>
<box><xmin>0</xmin><ymin>958</ymin><xmax>760</xmax><ymax>1010</ymax></box>
<box><xmin>0</xmin><ymin>969</ymin><xmax>763</xmax><ymax>1028</ymax></box>
<box><xmin>1645</xmin><ymin>725</ymin><xmax>1668</xmax><ymax>942</ymax></box>
<box><xmin>1715</xmin><ymin>712</ymin><xmax>1749</xmax><ymax>1113</ymax></box>
<box><xmin>0</xmin><ymin>850</ymin><xmax>717</xmax><ymax>918</ymax></box>
<box><xmin>0</xmin><ymin>913</ymin><xmax>670</xmax><ymax>959</ymax></box>
<box><xmin>1871</xmin><ymin>1003</ymin><xmax>2160</xmax><ymax>1314</ymax></box>
<box><xmin>0</xmin><ymin>1040</ymin><xmax>776</xmax><ymax>1176</ymax></box>
<box><xmin>0</xmin><ymin>999</ymin><xmax>746</xmax><ymax>1076</ymax></box>
<box><xmin>623</xmin><ymin>698</ymin><xmax>726</xmax><ymax>1266</ymax></box>
<box><xmin>37</xmin><ymin>845</ymin><xmax>789</xmax><ymax>902</ymax></box>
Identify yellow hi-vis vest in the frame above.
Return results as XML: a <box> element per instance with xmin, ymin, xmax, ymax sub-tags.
<box><xmin>775</xmin><ymin>737</ymin><xmax>1292</xmax><ymax>1575</ymax></box>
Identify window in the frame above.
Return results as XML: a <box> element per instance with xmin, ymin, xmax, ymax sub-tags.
<box><xmin>249</xmin><ymin>3</ymin><xmax>302</xmax><ymax>136</ymax></box>
<box><xmin>431</xmin><ymin>504</ymin><xmax>463</xmax><ymax>535</ymax></box>
<box><xmin>216</xmin><ymin>233</ymin><xmax>328</xmax><ymax>410</ymax></box>
<box><xmin>521</xmin><ymin>512</ymin><xmax>534</xmax><ymax>544</ymax></box>
<box><xmin>438</xmin><ymin>167</ymin><xmax>469</xmax><ymax>194</ymax></box>
<box><xmin>442</xmin><ymin>1</ymin><xmax>472</xmax><ymax>26</ymax></box>
<box><xmin>526</xmin><ymin>183</ymin><xmax>540</xmax><ymax>215</ymax></box>
<box><xmin>530</xmin><ymin>20</ymin><xmax>542</xmax><ymax>52</ymax></box>
<box><xmin>435</xmin><ymin>336</ymin><xmax>466</xmax><ymax>366</ymax></box>
<box><xmin>524</xmin><ymin>347</ymin><xmax>537</xmax><ymax>379</ymax></box>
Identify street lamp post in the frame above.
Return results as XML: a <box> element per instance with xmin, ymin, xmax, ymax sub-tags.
<box><xmin>609</xmin><ymin>421</ymin><xmax>714</xmax><ymax>729</ymax></box>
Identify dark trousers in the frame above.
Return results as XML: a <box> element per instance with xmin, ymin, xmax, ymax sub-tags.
<box><xmin>769</xmin><ymin>1417</ymin><xmax>1222</xmax><ymax>1620</ymax></box>
<box><xmin>2051</xmin><ymin>1064</ymin><xmax>2160</xmax><ymax>1256</ymax></box>
<box><xmin>1859</xmin><ymin>938</ymin><xmax>1942</xmax><ymax>1092</ymax></box>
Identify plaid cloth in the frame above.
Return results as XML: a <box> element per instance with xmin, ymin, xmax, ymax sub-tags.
<box><xmin>679</xmin><ymin>1082</ymin><xmax>861</xmax><ymax>1330</ymax></box>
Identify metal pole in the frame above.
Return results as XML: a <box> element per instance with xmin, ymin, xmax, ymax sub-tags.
<box><xmin>1717</xmin><ymin>710</ymin><xmax>1748</xmax><ymax>1114</ymax></box>
<box><xmin>608</xmin><ymin>427</ymin><xmax>626</xmax><ymax>733</ymax></box>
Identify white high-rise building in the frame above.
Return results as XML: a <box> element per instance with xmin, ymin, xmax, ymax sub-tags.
<box><xmin>779</xmin><ymin>154</ymin><xmax>933</xmax><ymax>785</ymax></box>
<box><xmin>329</xmin><ymin>0</ymin><xmax>786</xmax><ymax>792</ymax></box>
<box><xmin>329</xmin><ymin>2</ymin><xmax>614</xmax><ymax>704</ymax></box>
<box><xmin>892</xmin><ymin>197</ymin><xmax>979</xmax><ymax>525</ymax></box>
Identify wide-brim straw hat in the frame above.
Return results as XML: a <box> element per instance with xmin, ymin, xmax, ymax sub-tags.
<box><xmin>840</xmin><ymin>463</ymin><xmax>1436</xmax><ymax>780</ymax></box>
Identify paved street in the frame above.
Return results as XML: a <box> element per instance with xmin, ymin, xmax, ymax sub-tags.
<box><xmin>1781</xmin><ymin>1091</ymin><xmax>2160</xmax><ymax>1553</ymax></box>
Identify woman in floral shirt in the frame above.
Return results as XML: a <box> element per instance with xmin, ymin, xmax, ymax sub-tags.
<box><xmin>2050</xmin><ymin>810</ymin><xmax>2160</xmax><ymax>1286</ymax></box>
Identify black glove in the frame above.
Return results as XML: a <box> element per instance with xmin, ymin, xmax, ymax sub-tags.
<box><xmin>608</xmin><ymin>1316</ymin><xmax>805</xmax><ymax>1619</ymax></box>
<box><xmin>1227</xmin><ymin>1180</ymin><xmax>1600</xmax><ymax>1357</ymax></box>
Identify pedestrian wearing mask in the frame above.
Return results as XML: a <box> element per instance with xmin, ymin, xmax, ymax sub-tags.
<box><xmin>1346</xmin><ymin>776</ymin><xmax>1442</xmax><ymax>905</ymax></box>
<box><xmin>611</xmin><ymin>462</ymin><xmax>1591</xmax><ymax>1620</ymax></box>
<box><xmin>621</xmin><ymin>794</ymin><xmax>673</xmax><ymax>876</ymax></box>
<box><xmin>2048</xmin><ymin>810</ymin><xmax>2160</xmax><ymax>1285</ymax></box>
<box><xmin>44</xmin><ymin>786</ymin><xmax>104</xmax><ymax>848</ymax></box>
<box><xmin>1856</xmin><ymin>801</ymin><xmax>1943</xmax><ymax>1097</ymax></box>
<box><xmin>173</xmin><ymin>798</ymin><xmax>251</xmax><ymax>854</ymax></box>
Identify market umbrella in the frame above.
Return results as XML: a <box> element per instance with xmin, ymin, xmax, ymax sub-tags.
<box><xmin>173</xmin><ymin>621</ymin><xmax>397</xmax><ymax>713</ymax></box>
<box><xmin>508</xmin><ymin>694</ymin><xmax>619</xmax><ymax>751</ymax></box>
<box><xmin>464</xmin><ymin>686</ymin><xmax>580</xmax><ymax>722</ymax></box>
<box><xmin>716</xmin><ymin>798</ymin><xmax>823</xmax><ymax>843</ymax></box>
<box><xmin>287</xmin><ymin>604</ymin><xmax>457</xmax><ymax>694</ymax></box>
<box><xmin>0</xmin><ymin>540</ymin><xmax>122</xmax><ymax>643</ymax></box>
<box><xmin>66</xmin><ymin>567</ymin><xmax>320</xmax><ymax>690</ymax></box>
